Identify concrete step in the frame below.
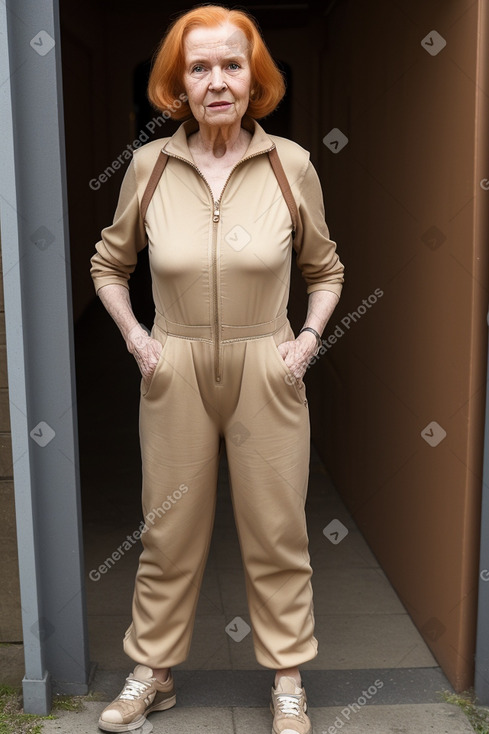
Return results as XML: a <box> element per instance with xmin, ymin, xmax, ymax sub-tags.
<box><xmin>40</xmin><ymin>701</ymin><xmax>476</xmax><ymax>734</ymax></box>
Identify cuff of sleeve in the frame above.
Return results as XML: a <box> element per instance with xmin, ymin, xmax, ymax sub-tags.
<box><xmin>92</xmin><ymin>276</ymin><xmax>130</xmax><ymax>295</ymax></box>
<box><xmin>306</xmin><ymin>283</ymin><xmax>342</xmax><ymax>299</ymax></box>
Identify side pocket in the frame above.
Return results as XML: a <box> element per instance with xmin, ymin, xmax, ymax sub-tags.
<box><xmin>268</xmin><ymin>335</ymin><xmax>307</xmax><ymax>403</ymax></box>
<box><xmin>141</xmin><ymin>329</ymin><xmax>170</xmax><ymax>398</ymax></box>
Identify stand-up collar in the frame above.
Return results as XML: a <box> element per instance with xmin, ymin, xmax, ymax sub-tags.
<box><xmin>162</xmin><ymin>113</ymin><xmax>276</xmax><ymax>162</ymax></box>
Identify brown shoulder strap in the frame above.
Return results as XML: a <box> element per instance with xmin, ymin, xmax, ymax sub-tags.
<box><xmin>268</xmin><ymin>146</ymin><xmax>298</xmax><ymax>239</ymax></box>
<box><xmin>140</xmin><ymin>151</ymin><xmax>169</xmax><ymax>221</ymax></box>
<box><xmin>141</xmin><ymin>147</ymin><xmax>298</xmax><ymax>238</ymax></box>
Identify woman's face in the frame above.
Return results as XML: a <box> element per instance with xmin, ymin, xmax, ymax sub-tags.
<box><xmin>182</xmin><ymin>22</ymin><xmax>252</xmax><ymax>128</ymax></box>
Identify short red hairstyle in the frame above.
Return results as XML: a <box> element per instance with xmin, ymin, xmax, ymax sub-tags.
<box><xmin>147</xmin><ymin>4</ymin><xmax>286</xmax><ymax>120</ymax></box>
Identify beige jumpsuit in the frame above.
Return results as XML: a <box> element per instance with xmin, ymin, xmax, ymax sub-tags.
<box><xmin>90</xmin><ymin>113</ymin><xmax>344</xmax><ymax>670</ymax></box>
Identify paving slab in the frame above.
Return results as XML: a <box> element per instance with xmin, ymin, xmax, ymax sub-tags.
<box><xmin>41</xmin><ymin>703</ymin><xmax>233</xmax><ymax>733</ymax></box>
<box><xmin>237</xmin><ymin>703</ymin><xmax>477</xmax><ymax>733</ymax></box>
<box><xmin>40</xmin><ymin>702</ymin><xmax>476</xmax><ymax>734</ymax></box>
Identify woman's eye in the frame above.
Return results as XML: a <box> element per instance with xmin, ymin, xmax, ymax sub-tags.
<box><xmin>191</xmin><ymin>62</ymin><xmax>240</xmax><ymax>73</ymax></box>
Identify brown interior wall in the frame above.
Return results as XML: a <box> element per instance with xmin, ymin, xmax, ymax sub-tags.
<box><xmin>0</xmin><ymin>236</ymin><xmax>22</xmax><ymax>641</ymax></box>
<box><xmin>308</xmin><ymin>0</ymin><xmax>489</xmax><ymax>691</ymax></box>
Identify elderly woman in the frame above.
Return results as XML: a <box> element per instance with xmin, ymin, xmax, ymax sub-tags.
<box><xmin>91</xmin><ymin>4</ymin><xmax>344</xmax><ymax>733</ymax></box>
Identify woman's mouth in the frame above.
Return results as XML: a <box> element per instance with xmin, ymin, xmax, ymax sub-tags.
<box><xmin>208</xmin><ymin>102</ymin><xmax>232</xmax><ymax>108</ymax></box>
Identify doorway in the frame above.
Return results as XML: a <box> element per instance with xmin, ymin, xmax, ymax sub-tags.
<box><xmin>60</xmin><ymin>0</ymin><xmax>488</xmax><ymax>695</ymax></box>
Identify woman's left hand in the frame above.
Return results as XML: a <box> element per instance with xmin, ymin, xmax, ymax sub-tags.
<box><xmin>277</xmin><ymin>331</ymin><xmax>318</xmax><ymax>380</ymax></box>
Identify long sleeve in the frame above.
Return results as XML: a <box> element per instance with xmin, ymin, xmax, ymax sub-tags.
<box><xmin>293</xmin><ymin>159</ymin><xmax>345</xmax><ymax>299</ymax></box>
<box><xmin>90</xmin><ymin>157</ymin><xmax>147</xmax><ymax>294</ymax></box>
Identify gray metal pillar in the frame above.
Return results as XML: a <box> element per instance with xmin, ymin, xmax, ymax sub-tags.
<box><xmin>0</xmin><ymin>0</ymin><xmax>90</xmax><ymax>714</ymax></box>
<box><xmin>475</xmin><ymin>308</ymin><xmax>489</xmax><ymax>705</ymax></box>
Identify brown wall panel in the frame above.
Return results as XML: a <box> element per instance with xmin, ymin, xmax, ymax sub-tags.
<box><xmin>310</xmin><ymin>0</ymin><xmax>489</xmax><ymax>690</ymax></box>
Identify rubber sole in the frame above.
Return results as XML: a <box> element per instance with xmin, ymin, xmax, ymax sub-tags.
<box><xmin>98</xmin><ymin>693</ymin><xmax>176</xmax><ymax>732</ymax></box>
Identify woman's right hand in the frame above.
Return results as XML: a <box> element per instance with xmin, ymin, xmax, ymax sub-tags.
<box><xmin>126</xmin><ymin>324</ymin><xmax>163</xmax><ymax>383</ymax></box>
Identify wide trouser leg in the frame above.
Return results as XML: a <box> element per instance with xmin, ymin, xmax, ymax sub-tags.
<box><xmin>123</xmin><ymin>334</ymin><xmax>221</xmax><ymax>669</ymax></box>
<box><xmin>223</xmin><ymin>331</ymin><xmax>318</xmax><ymax>670</ymax></box>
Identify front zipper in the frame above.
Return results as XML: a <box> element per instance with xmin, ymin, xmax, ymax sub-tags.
<box><xmin>212</xmin><ymin>200</ymin><xmax>220</xmax><ymax>381</ymax></box>
<box><xmin>164</xmin><ymin>145</ymin><xmax>275</xmax><ymax>383</ymax></box>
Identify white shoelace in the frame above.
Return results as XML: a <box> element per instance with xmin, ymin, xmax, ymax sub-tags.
<box><xmin>119</xmin><ymin>677</ymin><xmax>152</xmax><ymax>701</ymax></box>
<box><xmin>275</xmin><ymin>693</ymin><xmax>302</xmax><ymax>717</ymax></box>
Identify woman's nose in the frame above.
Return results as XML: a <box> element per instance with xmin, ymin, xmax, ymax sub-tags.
<box><xmin>209</xmin><ymin>67</ymin><xmax>226</xmax><ymax>89</ymax></box>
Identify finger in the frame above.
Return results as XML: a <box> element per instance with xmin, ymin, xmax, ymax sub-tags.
<box><xmin>153</xmin><ymin>341</ymin><xmax>163</xmax><ymax>360</ymax></box>
<box><xmin>134</xmin><ymin>353</ymin><xmax>154</xmax><ymax>379</ymax></box>
<box><xmin>277</xmin><ymin>341</ymin><xmax>292</xmax><ymax>359</ymax></box>
<box><xmin>143</xmin><ymin>343</ymin><xmax>163</xmax><ymax>375</ymax></box>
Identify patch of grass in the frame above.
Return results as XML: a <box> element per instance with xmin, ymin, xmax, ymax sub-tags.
<box><xmin>0</xmin><ymin>684</ymin><xmax>104</xmax><ymax>733</ymax></box>
<box><xmin>441</xmin><ymin>688</ymin><xmax>489</xmax><ymax>734</ymax></box>
<box><xmin>51</xmin><ymin>693</ymin><xmax>85</xmax><ymax>712</ymax></box>
<box><xmin>51</xmin><ymin>690</ymin><xmax>107</xmax><ymax>709</ymax></box>
<box><xmin>0</xmin><ymin>685</ymin><xmax>55</xmax><ymax>734</ymax></box>
<box><xmin>84</xmin><ymin>690</ymin><xmax>106</xmax><ymax>702</ymax></box>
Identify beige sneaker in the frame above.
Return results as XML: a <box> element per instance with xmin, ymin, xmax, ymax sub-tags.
<box><xmin>270</xmin><ymin>675</ymin><xmax>312</xmax><ymax>734</ymax></box>
<box><xmin>98</xmin><ymin>664</ymin><xmax>176</xmax><ymax>732</ymax></box>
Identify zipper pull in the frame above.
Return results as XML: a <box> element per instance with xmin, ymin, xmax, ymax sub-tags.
<box><xmin>213</xmin><ymin>201</ymin><xmax>220</xmax><ymax>223</ymax></box>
